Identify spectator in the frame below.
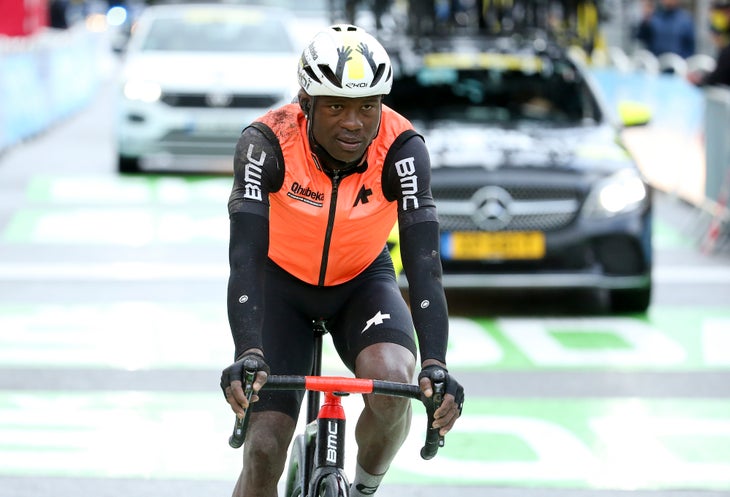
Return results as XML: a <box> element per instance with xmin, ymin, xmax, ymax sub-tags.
<box><xmin>689</xmin><ymin>0</ymin><xmax>730</xmax><ymax>86</ymax></box>
<box><xmin>49</xmin><ymin>0</ymin><xmax>69</xmax><ymax>29</ymax></box>
<box><xmin>636</xmin><ymin>0</ymin><xmax>696</xmax><ymax>59</ymax></box>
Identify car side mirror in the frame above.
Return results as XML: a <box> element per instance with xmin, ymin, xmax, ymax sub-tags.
<box><xmin>617</xmin><ymin>101</ymin><xmax>652</xmax><ymax>128</ymax></box>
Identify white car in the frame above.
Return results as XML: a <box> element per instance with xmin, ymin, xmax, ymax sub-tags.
<box><xmin>116</xmin><ymin>3</ymin><xmax>299</xmax><ymax>174</ymax></box>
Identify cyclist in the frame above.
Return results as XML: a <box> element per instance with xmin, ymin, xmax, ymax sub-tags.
<box><xmin>220</xmin><ymin>24</ymin><xmax>464</xmax><ymax>497</ymax></box>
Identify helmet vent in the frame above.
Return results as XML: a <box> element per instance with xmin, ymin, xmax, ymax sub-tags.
<box><xmin>332</xmin><ymin>25</ymin><xmax>357</xmax><ymax>32</ymax></box>
<box><xmin>303</xmin><ymin>65</ymin><xmax>322</xmax><ymax>84</ymax></box>
<box><xmin>370</xmin><ymin>63</ymin><xmax>386</xmax><ymax>87</ymax></box>
<box><xmin>318</xmin><ymin>64</ymin><xmax>343</xmax><ymax>88</ymax></box>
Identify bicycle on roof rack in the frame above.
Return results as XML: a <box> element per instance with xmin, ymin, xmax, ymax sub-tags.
<box><xmin>228</xmin><ymin>319</ymin><xmax>445</xmax><ymax>497</ymax></box>
<box><xmin>400</xmin><ymin>0</ymin><xmax>606</xmax><ymax>54</ymax></box>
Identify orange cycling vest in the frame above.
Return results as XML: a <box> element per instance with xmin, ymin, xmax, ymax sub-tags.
<box><xmin>254</xmin><ymin>103</ymin><xmax>415</xmax><ymax>286</ymax></box>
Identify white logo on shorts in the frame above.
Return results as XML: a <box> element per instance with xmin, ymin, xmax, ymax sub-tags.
<box><xmin>361</xmin><ymin>311</ymin><xmax>391</xmax><ymax>333</ymax></box>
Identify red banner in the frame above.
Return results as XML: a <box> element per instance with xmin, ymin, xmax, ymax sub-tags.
<box><xmin>0</xmin><ymin>0</ymin><xmax>48</xmax><ymax>37</ymax></box>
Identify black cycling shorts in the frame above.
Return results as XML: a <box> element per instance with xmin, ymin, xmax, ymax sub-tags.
<box><xmin>251</xmin><ymin>246</ymin><xmax>417</xmax><ymax>420</ymax></box>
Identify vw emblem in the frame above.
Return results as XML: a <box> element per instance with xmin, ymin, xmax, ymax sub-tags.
<box><xmin>471</xmin><ymin>186</ymin><xmax>513</xmax><ymax>230</ymax></box>
<box><xmin>206</xmin><ymin>91</ymin><xmax>233</xmax><ymax>107</ymax></box>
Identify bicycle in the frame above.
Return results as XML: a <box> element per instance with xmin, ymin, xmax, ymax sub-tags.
<box><xmin>228</xmin><ymin>320</ymin><xmax>446</xmax><ymax>497</ymax></box>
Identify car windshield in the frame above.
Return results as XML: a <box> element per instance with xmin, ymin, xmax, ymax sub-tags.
<box><xmin>139</xmin><ymin>11</ymin><xmax>294</xmax><ymax>53</ymax></box>
<box><xmin>387</xmin><ymin>54</ymin><xmax>602</xmax><ymax>126</ymax></box>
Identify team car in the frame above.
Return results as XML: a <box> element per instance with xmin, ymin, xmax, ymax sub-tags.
<box><xmin>384</xmin><ymin>36</ymin><xmax>653</xmax><ymax>313</ymax></box>
<box><xmin>115</xmin><ymin>3</ymin><xmax>299</xmax><ymax>174</ymax></box>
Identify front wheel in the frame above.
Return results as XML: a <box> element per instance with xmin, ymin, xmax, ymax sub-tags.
<box><xmin>284</xmin><ymin>435</ymin><xmax>308</xmax><ymax>497</ymax></box>
<box><xmin>316</xmin><ymin>473</ymin><xmax>349</xmax><ymax>497</ymax></box>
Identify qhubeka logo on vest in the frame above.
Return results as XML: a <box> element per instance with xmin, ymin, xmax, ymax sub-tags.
<box><xmin>288</xmin><ymin>182</ymin><xmax>325</xmax><ymax>207</ymax></box>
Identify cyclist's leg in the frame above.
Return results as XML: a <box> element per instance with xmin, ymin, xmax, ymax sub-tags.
<box><xmin>233</xmin><ymin>263</ymin><xmax>317</xmax><ymax>497</ymax></box>
<box><xmin>234</xmin><ymin>411</ymin><xmax>296</xmax><ymax>497</ymax></box>
<box><xmin>330</xmin><ymin>256</ymin><xmax>417</xmax><ymax>484</ymax></box>
<box><xmin>353</xmin><ymin>340</ymin><xmax>415</xmax><ymax>495</ymax></box>
<box><xmin>354</xmin><ymin>341</ymin><xmax>415</xmax><ymax>472</ymax></box>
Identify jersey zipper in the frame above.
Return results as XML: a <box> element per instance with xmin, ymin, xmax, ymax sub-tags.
<box><xmin>318</xmin><ymin>170</ymin><xmax>341</xmax><ymax>286</ymax></box>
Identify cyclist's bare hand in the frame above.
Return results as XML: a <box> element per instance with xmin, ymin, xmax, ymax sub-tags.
<box><xmin>419</xmin><ymin>361</ymin><xmax>465</xmax><ymax>436</ymax></box>
<box><xmin>220</xmin><ymin>350</ymin><xmax>269</xmax><ymax>417</ymax></box>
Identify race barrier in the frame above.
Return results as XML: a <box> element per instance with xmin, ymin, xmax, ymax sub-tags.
<box><xmin>589</xmin><ymin>48</ymin><xmax>730</xmax><ymax>248</ymax></box>
<box><xmin>700</xmin><ymin>86</ymin><xmax>730</xmax><ymax>252</ymax></box>
<box><xmin>0</xmin><ymin>24</ymin><xmax>109</xmax><ymax>153</ymax></box>
<box><xmin>704</xmin><ymin>86</ymin><xmax>730</xmax><ymax>206</ymax></box>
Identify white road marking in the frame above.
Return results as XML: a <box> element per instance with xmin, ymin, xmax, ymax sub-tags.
<box><xmin>0</xmin><ymin>263</ymin><xmax>728</xmax><ymax>283</ymax></box>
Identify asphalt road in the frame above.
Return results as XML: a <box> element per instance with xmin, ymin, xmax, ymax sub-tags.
<box><xmin>0</xmin><ymin>78</ymin><xmax>729</xmax><ymax>497</ymax></box>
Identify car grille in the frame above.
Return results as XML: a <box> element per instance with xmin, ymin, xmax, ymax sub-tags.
<box><xmin>158</xmin><ymin>131</ymin><xmax>238</xmax><ymax>155</ymax></box>
<box><xmin>434</xmin><ymin>184</ymin><xmax>582</xmax><ymax>232</ymax></box>
<box><xmin>160</xmin><ymin>92</ymin><xmax>281</xmax><ymax>109</ymax></box>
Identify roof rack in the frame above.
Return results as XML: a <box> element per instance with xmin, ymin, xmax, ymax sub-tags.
<box><xmin>374</xmin><ymin>0</ymin><xmax>608</xmax><ymax>55</ymax></box>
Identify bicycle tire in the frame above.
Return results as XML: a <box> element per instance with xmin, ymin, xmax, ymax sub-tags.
<box><xmin>316</xmin><ymin>473</ymin><xmax>348</xmax><ymax>497</ymax></box>
<box><xmin>284</xmin><ymin>434</ymin><xmax>308</xmax><ymax>497</ymax></box>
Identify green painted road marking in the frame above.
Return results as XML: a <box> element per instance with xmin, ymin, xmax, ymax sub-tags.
<box><xmin>0</xmin><ymin>175</ymin><xmax>696</xmax><ymax>249</ymax></box>
<box><xmin>653</xmin><ymin>216</ymin><xmax>695</xmax><ymax>249</ymax></box>
<box><xmin>392</xmin><ymin>397</ymin><xmax>730</xmax><ymax>489</ymax></box>
<box><xmin>3</xmin><ymin>175</ymin><xmax>231</xmax><ymax>244</ymax></box>
<box><xmin>25</xmin><ymin>175</ymin><xmax>231</xmax><ymax>205</ymax></box>
<box><xmin>0</xmin><ymin>303</ymin><xmax>230</xmax><ymax>370</ymax></box>
<box><xmin>449</xmin><ymin>311</ymin><xmax>730</xmax><ymax>370</ymax></box>
<box><xmin>2</xmin><ymin>208</ymin><xmax>229</xmax><ymax>245</ymax></box>
<box><xmin>0</xmin><ymin>391</ymin><xmax>240</xmax><ymax>480</ymax></box>
<box><xmin>0</xmin><ymin>303</ymin><xmax>347</xmax><ymax>372</ymax></box>
<box><xmin>1</xmin><ymin>304</ymin><xmax>729</xmax><ymax>370</ymax></box>
<box><xmin>0</xmin><ymin>391</ymin><xmax>728</xmax><ymax>490</ymax></box>
<box><xmin>2</xmin><ymin>207</ymin><xmax>691</xmax><ymax>249</ymax></box>
<box><xmin>0</xmin><ymin>300</ymin><xmax>345</xmax><ymax>372</ymax></box>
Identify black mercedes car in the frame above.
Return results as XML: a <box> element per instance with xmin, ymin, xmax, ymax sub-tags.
<box><xmin>385</xmin><ymin>36</ymin><xmax>653</xmax><ymax>313</ymax></box>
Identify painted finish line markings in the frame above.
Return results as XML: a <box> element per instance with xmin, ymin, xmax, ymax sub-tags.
<box><xmin>1</xmin><ymin>303</ymin><xmax>729</xmax><ymax>371</ymax></box>
<box><xmin>0</xmin><ymin>174</ymin><xmax>701</xmax><ymax>250</ymax></box>
<box><xmin>25</xmin><ymin>175</ymin><xmax>232</xmax><ymax>206</ymax></box>
<box><xmin>0</xmin><ymin>391</ymin><xmax>728</xmax><ymax>491</ymax></box>
<box><xmin>1</xmin><ymin>209</ymin><xmax>702</xmax><ymax>253</ymax></box>
<box><xmin>1</xmin><ymin>261</ymin><xmax>730</xmax><ymax>285</ymax></box>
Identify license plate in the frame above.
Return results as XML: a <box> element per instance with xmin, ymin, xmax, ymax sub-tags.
<box><xmin>442</xmin><ymin>231</ymin><xmax>546</xmax><ymax>260</ymax></box>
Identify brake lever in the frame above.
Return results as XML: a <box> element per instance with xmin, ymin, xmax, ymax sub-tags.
<box><xmin>228</xmin><ymin>367</ymin><xmax>256</xmax><ymax>448</ymax></box>
<box><xmin>420</xmin><ymin>369</ymin><xmax>446</xmax><ymax>460</ymax></box>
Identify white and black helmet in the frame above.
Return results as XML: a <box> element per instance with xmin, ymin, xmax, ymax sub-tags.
<box><xmin>298</xmin><ymin>24</ymin><xmax>393</xmax><ymax>98</ymax></box>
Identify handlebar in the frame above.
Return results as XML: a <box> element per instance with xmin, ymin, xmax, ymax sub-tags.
<box><xmin>228</xmin><ymin>375</ymin><xmax>445</xmax><ymax>460</ymax></box>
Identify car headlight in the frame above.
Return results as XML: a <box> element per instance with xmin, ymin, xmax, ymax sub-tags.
<box><xmin>582</xmin><ymin>169</ymin><xmax>648</xmax><ymax>218</ymax></box>
<box><xmin>123</xmin><ymin>80</ymin><xmax>162</xmax><ymax>103</ymax></box>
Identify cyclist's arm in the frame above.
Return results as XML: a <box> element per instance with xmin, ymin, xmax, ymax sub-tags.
<box><xmin>383</xmin><ymin>133</ymin><xmax>448</xmax><ymax>367</ymax></box>
<box><xmin>227</xmin><ymin>124</ymin><xmax>284</xmax><ymax>360</ymax></box>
